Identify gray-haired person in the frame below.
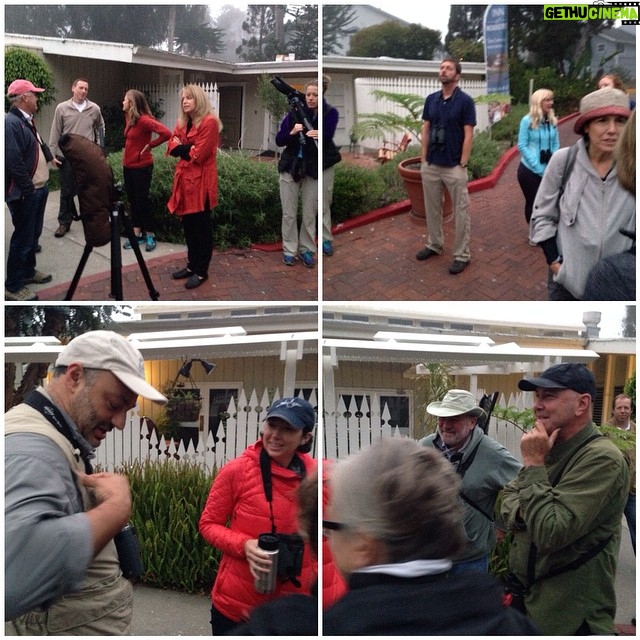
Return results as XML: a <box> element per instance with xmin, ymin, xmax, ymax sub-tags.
<box><xmin>323</xmin><ymin>438</ymin><xmax>540</xmax><ymax>635</ymax></box>
<box><xmin>420</xmin><ymin>389</ymin><xmax>521</xmax><ymax>574</ymax></box>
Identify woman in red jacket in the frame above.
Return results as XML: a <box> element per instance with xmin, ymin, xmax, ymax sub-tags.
<box><xmin>122</xmin><ymin>89</ymin><xmax>171</xmax><ymax>252</ymax></box>
<box><xmin>167</xmin><ymin>84</ymin><xmax>222</xmax><ymax>290</ymax></box>
<box><xmin>199</xmin><ymin>397</ymin><xmax>318</xmax><ymax>634</ymax></box>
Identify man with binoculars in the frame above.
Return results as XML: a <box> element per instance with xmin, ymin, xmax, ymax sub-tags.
<box><xmin>416</xmin><ymin>58</ymin><xmax>477</xmax><ymax>275</ymax></box>
<box><xmin>5</xmin><ymin>331</ymin><xmax>167</xmax><ymax>634</ymax></box>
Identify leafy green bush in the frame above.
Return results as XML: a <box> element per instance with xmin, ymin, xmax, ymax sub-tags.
<box><xmin>331</xmin><ymin>163</ymin><xmax>387</xmax><ymax>223</ymax></box>
<box><xmin>467</xmin><ymin>132</ymin><xmax>503</xmax><ymax>181</ymax></box>
<box><xmin>120</xmin><ymin>460</ymin><xmax>220</xmax><ymax>594</ymax></box>
<box><xmin>5</xmin><ymin>47</ymin><xmax>56</xmax><ymax>112</ymax></box>
<box><xmin>107</xmin><ymin>149</ymin><xmax>283</xmax><ymax>248</ymax></box>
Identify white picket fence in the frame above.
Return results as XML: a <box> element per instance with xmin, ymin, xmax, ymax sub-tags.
<box><xmin>323</xmin><ymin>390</ymin><xmax>533</xmax><ymax>462</ymax></box>
<box><xmin>354</xmin><ymin>76</ymin><xmax>489</xmax><ymax>149</ymax></box>
<box><xmin>129</xmin><ymin>81</ymin><xmax>220</xmax><ymax>132</ymax></box>
<box><xmin>94</xmin><ymin>387</ymin><xmax>318</xmax><ymax>472</ymax></box>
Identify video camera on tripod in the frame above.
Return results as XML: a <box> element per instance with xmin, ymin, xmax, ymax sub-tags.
<box><xmin>270</xmin><ymin>76</ymin><xmax>317</xmax><ymax>148</ymax></box>
<box><xmin>57</xmin><ymin>133</ymin><xmax>159</xmax><ymax>301</ymax></box>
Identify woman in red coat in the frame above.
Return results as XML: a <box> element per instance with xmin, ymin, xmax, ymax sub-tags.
<box><xmin>167</xmin><ymin>84</ymin><xmax>222</xmax><ymax>290</ymax></box>
<box><xmin>199</xmin><ymin>398</ymin><xmax>318</xmax><ymax>635</ymax></box>
<box><xmin>122</xmin><ymin>89</ymin><xmax>172</xmax><ymax>252</ymax></box>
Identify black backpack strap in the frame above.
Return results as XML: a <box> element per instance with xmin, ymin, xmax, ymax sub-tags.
<box><xmin>457</xmin><ymin>437</ymin><xmax>495</xmax><ymax>521</ymax></box>
<box><xmin>526</xmin><ymin>433</ymin><xmax>606</xmax><ymax>586</ymax></box>
<box><xmin>259</xmin><ymin>447</ymin><xmax>277</xmax><ymax>534</ymax></box>
<box><xmin>23</xmin><ymin>390</ymin><xmax>93</xmax><ymax>474</ymax></box>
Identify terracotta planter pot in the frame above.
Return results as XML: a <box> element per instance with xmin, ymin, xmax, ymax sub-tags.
<box><xmin>398</xmin><ymin>157</ymin><xmax>453</xmax><ymax>224</ymax></box>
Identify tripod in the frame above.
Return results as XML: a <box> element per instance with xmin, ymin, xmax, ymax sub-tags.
<box><xmin>64</xmin><ymin>200</ymin><xmax>160</xmax><ymax>301</ymax></box>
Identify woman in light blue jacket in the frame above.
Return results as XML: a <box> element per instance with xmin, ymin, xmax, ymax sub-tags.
<box><xmin>517</xmin><ymin>89</ymin><xmax>559</xmax><ymax>225</ymax></box>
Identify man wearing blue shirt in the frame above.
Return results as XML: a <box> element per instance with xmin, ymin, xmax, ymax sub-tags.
<box><xmin>416</xmin><ymin>59</ymin><xmax>477</xmax><ymax>275</ymax></box>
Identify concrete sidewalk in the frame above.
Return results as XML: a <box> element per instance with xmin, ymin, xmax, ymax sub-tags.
<box><xmin>130</xmin><ymin>516</ymin><xmax>636</xmax><ymax>635</ymax></box>
<box><xmin>5</xmin><ymin>190</ymin><xmax>319</xmax><ymax>302</ymax></box>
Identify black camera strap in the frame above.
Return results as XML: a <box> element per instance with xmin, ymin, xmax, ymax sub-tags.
<box><xmin>23</xmin><ymin>389</ymin><xmax>93</xmax><ymax>474</ymax></box>
<box><xmin>526</xmin><ymin>433</ymin><xmax>609</xmax><ymax>587</ymax></box>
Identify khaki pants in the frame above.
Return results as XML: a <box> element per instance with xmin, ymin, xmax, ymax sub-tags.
<box><xmin>421</xmin><ymin>162</ymin><xmax>471</xmax><ymax>262</ymax></box>
<box><xmin>322</xmin><ymin>166</ymin><xmax>335</xmax><ymax>242</ymax></box>
<box><xmin>279</xmin><ymin>172</ymin><xmax>318</xmax><ymax>256</ymax></box>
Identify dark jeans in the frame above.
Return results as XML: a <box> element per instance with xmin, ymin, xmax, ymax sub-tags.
<box><xmin>516</xmin><ymin>162</ymin><xmax>543</xmax><ymax>224</ymax></box>
<box><xmin>58</xmin><ymin>157</ymin><xmax>78</xmax><ymax>227</ymax></box>
<box><xmin>182</xmin><ymin>210</ymin><xmax>214</xmax><ymax>277</ymax></box>
<box><xmin>6</xmin><ymin>186</ymin><xmax>48</xmax><ymax>292</ymax></box>
<box><xmin>210</xmin><ymin>604</ymin><xmax>239</xmax><ymax>635</ymax></box>
<box><xmin>123</xmin><ymin>164</ymin><xmax>154</xmax><ymax>232</ymax></box>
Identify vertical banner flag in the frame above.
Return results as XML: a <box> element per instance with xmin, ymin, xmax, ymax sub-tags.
<box><xmin>483</xmin><ymin>5</ymin><xmax>510</xmax><ymax>124</ymax></box>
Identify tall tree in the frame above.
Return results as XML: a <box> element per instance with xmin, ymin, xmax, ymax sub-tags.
<box><xmin>5</xmin><ymin>5</ymin><xmax>225</xmax><ymax>56</ymax></box>
<box><xmin>348</xmin><ymin>21</ymin><xmax>442</xmax><ymax>60</ymax></box>
<box><xmin>5</xmin><ymin>306</ymin><xmax>132</xmax><ymax>410</ymax></box>
<box><xmin>236</xmin><ymin>5</ymin><xmax>317</xmax><ymax>62</ymax></box>
<box><xmin>622</xmin><ymin>305</ymin><xmax>636</xmax><ymax>338</ymax></box>
<box><xmin>444</xmin><ymin>5</ymin><xmax>487</xmax><ymax>54</ymax></box>
<box><xmin>286</xmin><ymin>5</ymin><xmax>318</xmax><ymax>60</ymax></box>
<box><xmin>322</xmin><ymin>5</ymin><xmax>358</xmax><ymax>55</ymax></box>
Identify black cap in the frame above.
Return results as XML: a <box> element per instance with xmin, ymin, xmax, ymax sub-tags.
<box><xmin>518</xmin><ymin>363</ymin><xmax>596</xmax><ymax>399</ymax></box>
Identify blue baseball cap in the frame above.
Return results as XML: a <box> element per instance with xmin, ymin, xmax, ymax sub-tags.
<box><xmin>266</xmin><ymin>397</ymin><xmax>315</xmax><ymax>431</ymax></box>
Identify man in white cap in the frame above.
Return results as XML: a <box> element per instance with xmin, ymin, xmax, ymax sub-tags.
<box><xmin>5</xmin><ymin>330</ymin><xmax>166</xmax><ymax>634</ymax></box>
<box><xmin>5</xmin><ymin>79</ymin><xmax>54</xmax><ymax>301</ymax></box>
<box><xmin>419</xmin><ymin>389</ymin><xmax>520</xmax><ymax>574</ymax></box>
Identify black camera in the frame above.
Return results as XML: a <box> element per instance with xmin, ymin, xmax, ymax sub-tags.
<box><xmin>275</xmin><ymin>533</ymin><xmax>305</xmax><ymax>586</ymax></box>
<box><xmin>430</xmin><ymin>126</ymin><xmax>446</xmax><ymax>150</ymax></box>
<box><xmin>270</xmin><ymin>76</ymin><xmax>317</xmax><ymax>148</ymax></box>
<box><xmin>539</xmin><ymin>149</ymin><xmax>552</xmax><ymax>164</ymax></box>
<box><xmin>114</xmin><ymin>523</ymin><xmax>144</xmax><ymax>580</ymax></box>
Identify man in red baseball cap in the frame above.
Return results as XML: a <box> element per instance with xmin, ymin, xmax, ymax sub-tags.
<box><xmin>5</xmin><ymin>78</ymin><xmax>53</xmax><ymax>301</ymax></box>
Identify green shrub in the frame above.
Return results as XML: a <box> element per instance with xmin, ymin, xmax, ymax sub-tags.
<box><xmin>467</xmin><ymin>132</ymin><xmax>502</xmax><ymax>180</ymax></box>
<box><xmin>331</xmin><ymin>163</ymin><xmax>387</xmax><ymax>223</ymax></box>
<box><xmin>120</xmin><ymin>460</ymin><xmax>220</xmax><ymax>594</ymax></box>
<box><xmin>107</xmin><ymin>149</ymin><xmax>283</xmax><ymax>248</ymax></box>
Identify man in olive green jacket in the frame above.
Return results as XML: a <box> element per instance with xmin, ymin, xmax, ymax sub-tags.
<box><xmin>500</xmin><ymin>363</ymin><xmax>629</xmax><ymax>635</ymax></box>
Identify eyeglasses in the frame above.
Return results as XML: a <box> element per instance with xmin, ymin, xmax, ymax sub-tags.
<box><xmin>322</xmin><ymin>519</ymin><xmax>346</xmax><ymax>536</ymax></box>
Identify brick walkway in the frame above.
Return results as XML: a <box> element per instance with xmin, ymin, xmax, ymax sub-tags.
<box><xmin>324</xmin><ymin>117</ymin><xmax>580</xmax><ymax>301</ymax></box>
<box><xmin>37</xmin><ymin>248</ymin><xmax>318</xmax><ymax>302</ymax></box>
<box><xmin>33</xmin><ymin>118</ymin><xmax>578</xmax><ymax>302</ymax></box>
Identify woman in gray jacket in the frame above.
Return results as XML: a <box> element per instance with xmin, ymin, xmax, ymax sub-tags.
<box><xmin>530</xmin><ymin>87</ymin><xmax>633</xmax><ymax>300</ymax></box>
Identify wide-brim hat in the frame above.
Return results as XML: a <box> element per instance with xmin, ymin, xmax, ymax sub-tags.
<box><xmin>55</xmin><ymin>330</ymin><xmax>167</xmax><ymax>404</ymax></box>
<box><xmin>574</xmin><ymin>87</ymin><xmax>630</xmax><ymax>134</ymax></box>
<box><xmin>426</xmin><ymin>389</ymin><xmax>486</xmax><ymax>420</ymax></box>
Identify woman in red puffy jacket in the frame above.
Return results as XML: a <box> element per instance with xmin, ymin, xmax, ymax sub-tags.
<box><xmin>199</xmin><ymin>398</ymin><xmax>318</xmax><ymax>634</ymax></box>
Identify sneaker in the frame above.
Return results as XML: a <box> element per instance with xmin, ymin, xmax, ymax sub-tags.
<box><xmin>24</xmin><ymin>270</ymin><xmax>52</xmax><ymax>285</ymax></box>
<box><xmin>145</xmin><ymin>236</ymin><xmax>157</xmax><ymax>252</ymax></box>
<box><xmin>300</xmin><ymin>250</ymin><xmax>315</xmax><ymax>268</ymax></box>
<box><xmin>323</xmin><ymin>240</ymin><xmax>334</xmax><ymax>256</ymax></box>
<box><xmin>449</xmin><ymin>260</ymin><xmax>470</xmax><ymax>275</ymax></box>
<box><xmin>5</xmin><ymin>286</ymin><xmax>38</xmax><ymax>301</ymax></box>
<box><xmin>283</xmin><ymin>254</ymin><xmax>295</xmax><ymax>266</ymax></box>
<box><xmin>124</xmin><ymin>235</ymin><xmax>146</xmax><ymax>249</ymax></box>
<box><xmin>416</xmin><ymin>247</ymin><xmax>439</xmax><ymax>261</ymax></box>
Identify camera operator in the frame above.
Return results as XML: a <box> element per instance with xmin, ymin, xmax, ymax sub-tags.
<box><xmin>199</xmin><ymin>397</ymin><xmax>318</xmax><ymax>634</ymax></box>
<box><xmin>5</xmin><ymin>331</ymin><xmax>167</xmax><ymax>634</ymax></box>
<box><xmin>275</xmin><ymin>80</ymin><xmax>319</xmax><ymax>268</ymax></box>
